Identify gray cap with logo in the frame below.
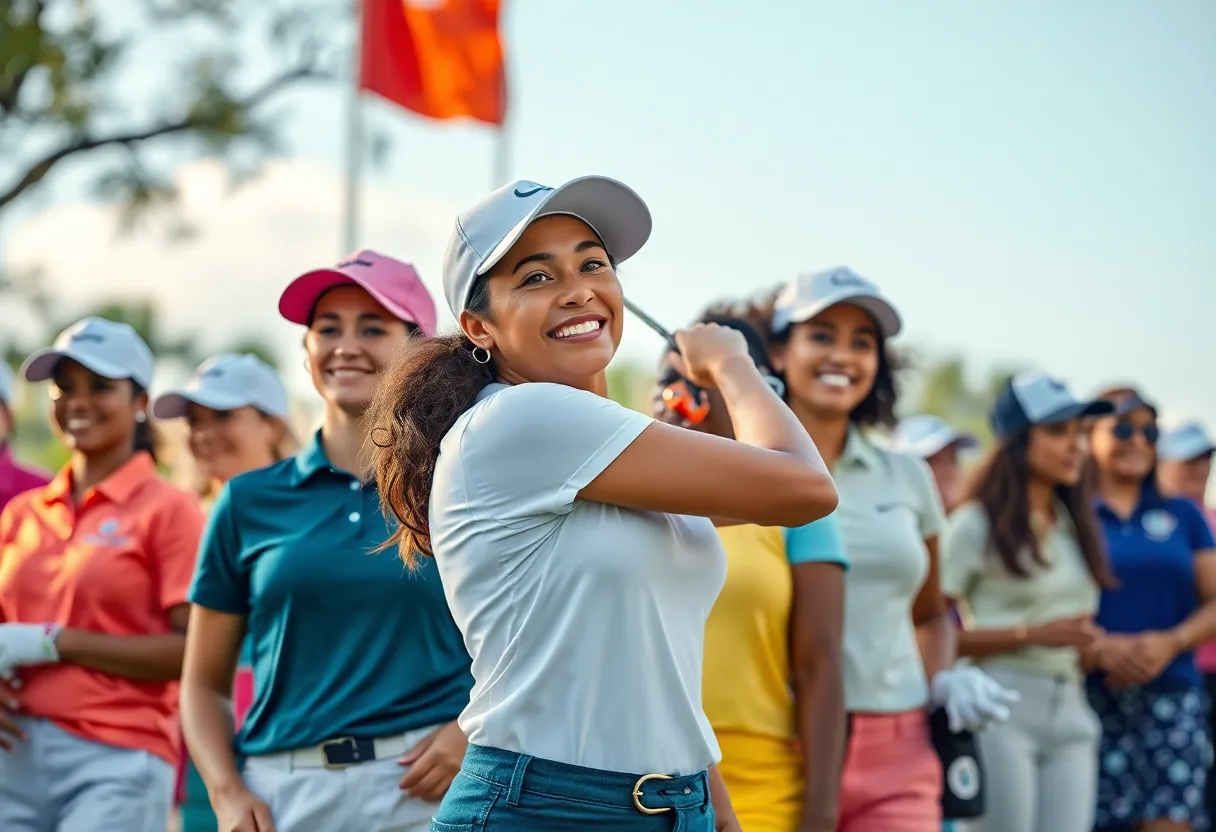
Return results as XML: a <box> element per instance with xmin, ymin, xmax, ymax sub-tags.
<box><xmin>21</xmin><ymin>317</ymin><xmax>155</xmax><ymax>390</ymax></box>
<box><xmin>152</xmin><ymin>353</ymin><xmax>289</xmax><ymax>420</ymax></box>
<box><xmin>771</xmin><ymin>267</ymin><xmax>902</xmax><ymax>338</ymax></box>
<box><xmin>1158</xmin><ymin>422</ymin><xmax>1216</xmax><ymax>462</ymax></box>
<box><xmin>891</xmin><ymin>415</ymin><xmax>979</xmax><ymax>459</ymax></box>
<box><xmin>441</xmin><ymin>176</ymin><xmax>653</xmax><ymax>319</ymax></box>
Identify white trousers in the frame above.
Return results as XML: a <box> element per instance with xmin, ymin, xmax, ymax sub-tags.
<box><xmin>0</xmin><ymin>715</ymin><xmax>175</xmax><ymax>832</ymax></box>
<box><xmin>242</xmin><ymin>722</ymin><xmax>444</xmax><ymax>832</ymax></box>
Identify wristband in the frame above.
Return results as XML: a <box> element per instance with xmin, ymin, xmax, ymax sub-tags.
<box><xmin>41</xmin><ymin>623</ymin><xmax>63</xmax><ymax>661</ymax></box>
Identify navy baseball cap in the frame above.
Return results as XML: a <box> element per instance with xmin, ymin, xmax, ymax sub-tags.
<box><xmin>990</xmin><ymin>371</ymin><xmax>1114</xmax><ymax>439</ymax></box>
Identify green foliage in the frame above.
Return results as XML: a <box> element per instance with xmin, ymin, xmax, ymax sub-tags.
<box><xmin>906</xmin><ymin>354</ymin><xmax>1022</xmax><ymax>449</ymax></box>
<box><xmin>0</xmin><ymin>0</ymin><xmax>338</xmax><ymax>221</ymax></box>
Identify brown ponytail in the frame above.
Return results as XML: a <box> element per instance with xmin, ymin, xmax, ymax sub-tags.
<box><xmin>368</xmin><ymin>272</ymin><xmax>495</xmax><ymax>566</ymax></box>
<box><xmin>368</xmin><ymin>335</ymin><xmax>494</xmax><ymax>567</ymax></box>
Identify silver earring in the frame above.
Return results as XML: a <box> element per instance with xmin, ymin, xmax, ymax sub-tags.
<box><xmin>302</xmin><ymin>357</ymin><xmax>311</xmax><ymax>372</ymax></box>
<box><xmin>135</xmin><ymin>411</ymin><xmax>147</xmax><ymax>423</ymax></box>
<box><xmin>471</xmin><ymin>347</ymin><xmax>492</xmax><ymax>365</ymax></box>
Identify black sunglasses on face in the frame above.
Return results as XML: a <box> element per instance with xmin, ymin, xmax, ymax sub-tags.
<box><xmin>1111</xmin><ymin>420</ymin><xmax>1160</xmax><ymax>444</ymax></box>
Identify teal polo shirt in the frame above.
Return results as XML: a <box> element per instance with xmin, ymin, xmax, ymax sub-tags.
<box><xmin>188</xmin><ymin>431</ymin><xmax>473</xmax><ymax>756</ymax></box>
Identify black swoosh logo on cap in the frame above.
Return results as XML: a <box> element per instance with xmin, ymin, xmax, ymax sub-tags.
<box><xmin>338</xmin><ymin>258</ymin><xmax>374</xmax><ymax>268</ymax></box>
<box><xmin>514</xmin><ymin>186</ymin><xmax>552</xmax><ymax>198</ymax></box>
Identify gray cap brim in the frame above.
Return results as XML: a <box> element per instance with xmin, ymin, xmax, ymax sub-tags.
<box><xmin>475</xmin><ymin>176</ymin><xmax>652</xmax><ymax>278</ymax></box>
<box><xmin>151</xmin><ymin>389</ymin><xmax>255</xmax><ymax>420</ymax></box>
<box><xmin>776</xmin><ymin>292</ymin><xmax>903</xmax><ymax>339</ymax></box>
<box><xmin>917</xmin><ymin>430</ymin><xmax>979</xmax><ymax>459</ymax></box>
<box><xmin>21</xmin><ymin>348</ymin><xmax>139</xmax><ymax>386</ymax></box>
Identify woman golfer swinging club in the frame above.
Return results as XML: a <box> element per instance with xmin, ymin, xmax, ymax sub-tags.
<box><xmin>368</xmin><ymin>175</ymin><xmax>840</xmax><ymax>831</ymax></box>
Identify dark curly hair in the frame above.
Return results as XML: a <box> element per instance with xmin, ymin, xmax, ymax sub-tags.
<box><xmin>366</xmin><ymin>278</ymin><xmax>495</xmax><ymax>567</ymax></box>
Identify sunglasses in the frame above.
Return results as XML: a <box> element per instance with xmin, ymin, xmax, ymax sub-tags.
<box><xmin>1111</xmin><ymin>420</ymin><xmax>1160</xmax><ymax>444</ymax></box>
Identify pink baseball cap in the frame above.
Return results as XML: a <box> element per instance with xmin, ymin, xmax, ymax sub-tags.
<box><xmin>278</xmin><ymin>250</ymin><xmax>438</xmax><ymax>336</ymax></box>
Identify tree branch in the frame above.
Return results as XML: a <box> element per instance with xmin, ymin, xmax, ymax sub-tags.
<box><xmin>0</xmin><ymin>63</ymin><xmax>326</xmax><ymax>211</ymax></box>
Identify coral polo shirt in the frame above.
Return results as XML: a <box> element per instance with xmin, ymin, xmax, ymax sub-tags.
<box><xmin>0</xmin><ymin>452</ymin><xmax>204</xmax><ymax>763</ymax></box>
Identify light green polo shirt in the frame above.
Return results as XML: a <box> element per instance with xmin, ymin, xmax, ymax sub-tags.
<box><xmin>940</xmin><ymin>501</ymin><xmax>1100</xmax><ymax>681</ymax></box>
<box><xmin>836</xmin><ymin>427</ymin><xmax>946</xmax><ymax>713</ymax></box>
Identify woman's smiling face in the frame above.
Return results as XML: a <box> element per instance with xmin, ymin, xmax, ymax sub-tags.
<box><xmin>776</xmin><ymin>302</ymin><xmax>880</xmax><ymax>419</ymax></box>
<box><xmin>462</xmin><ymin>214</ymin><xmax>624</xmax><ymax>390</ymax></box>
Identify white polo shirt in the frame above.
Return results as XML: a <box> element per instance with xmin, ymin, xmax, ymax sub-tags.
<box><xmin>429</xmin><ymin>382</ymin><xmax>726</xmax><ymax>775</ymax></box>
<box><xmin>834</xmin><ymin>427</ymin><xmax>946</xmax><ymax>713</ymax></box>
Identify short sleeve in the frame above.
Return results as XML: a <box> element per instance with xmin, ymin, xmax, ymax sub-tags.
<box><xmin>896</xmin><ymin>453</ymin><xmax>947</xmax><ymax>539</ymax></box>
<box><xmin>146</xmin><ymin>489</ymin><xmax>206</xmax><ymax>611</ymax></box>
<box><xmin>784</xmin><ymin>513</ymin><xmax>849</xmax><ymax>569</ymax></box>
<box><xmin>1176</xmin><ymin>499</ymin><xmax>1216</xmax><ymax>553</ymax></box>
<box><xmin>187</xmin><ymin>483</ymin><xmax>250</xmax><ymax>615</ymax></box>
<box><xmin>460</xmin><ymin>383</ymin><xmax>654</xmax><ymax>523</ymax></box>
<box><xmin>939</xmin><ymin>502</ymin><xmax>990</xmax><ymax>600</ymax></box>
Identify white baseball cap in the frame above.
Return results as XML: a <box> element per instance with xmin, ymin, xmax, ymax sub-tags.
<box><xmin>771</xmin><ymin>267</ymin><xmax>902</xmax><ymax>338</ymax></box>
<box><xmin>441</xmin><ymin>176</ymin><xmax>653</xmax><ymax>318</ymax></box>
<box><xmin>152</xmin><ymin>353</ymin><xmax>289</xmax><ymax>420</ymax></box>
<box><xmin>990</xmin><ymin>371</ymin><xmax>1114</xmax><ymax>439</ymax></box>
<box><xmin>21</xmin><ymin>317</ymin><xmax>155</xmax><ymax>390</ymax></box>
<box><xmin>891</xmin><ymin>415</ymin><xmax>979</xmax><ymax>459</ymax></box>
<box><xmin>1158</xmin><ymin>422</ymin><xmax>1216</xmax><ymax>463</ymax></box>
<box><xmin>0</xmin><ymin>362</ymin><xmax>13</xmax><ymax>408</ymax></box>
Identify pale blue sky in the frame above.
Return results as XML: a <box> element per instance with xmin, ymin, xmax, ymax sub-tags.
<box><xmin>3</xmin><ymin>0</ymin><xmax>1214</xmax><ymax>428</ymax></box>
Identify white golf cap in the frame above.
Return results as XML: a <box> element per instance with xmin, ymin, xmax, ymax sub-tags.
<box><xmin>152</xmin><ymin>353</ymin><xmax>289</xmax><ymax>420</ymax></box>
<box><xmin>891</xmin><ymin>415</ymin><xmax>979</xmax><ymax>459</ymax></box>
<box><xmin>1158</xmin><ymin>421</ymin><xmax>1216</xmax><ymax>462</ymax></box>
<box><xmin>21</xmin><ymin>317</ymin><xmax>154</xmax><ymax>390</ymax></box>
<box><xmin>0</xmin><ymin>362</ymin><xmax>12</xmax><ymax>407</ymax></box>
<box><xmin>990</xmin><ymin>371</ymin><xmax>1114</xmax><ymax>439</ymax></box>
<box><xmin>771</xmin><ymin>267</ymin><xmax>902</xmax><ymax>338</ymax></box>
<box><xmin>441</xmin><ymin>176</ymin><xmax>653</xmax><ymax>318</ymax></box>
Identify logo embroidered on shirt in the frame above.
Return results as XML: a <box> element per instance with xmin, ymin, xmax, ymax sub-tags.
<box><xmin>875</xmin><ymin>502</ymin><xmax>905</xmax><ymax>513</ymax></box>
<box><xmin>1142</xmin><ymin>509</ymin><xmax>1178</xmax><ymax>541</ymax></box>
<box><xmin>83</xmin><ymin>517</ymin><xmax>131</xmax><ymax>547</ymax></box>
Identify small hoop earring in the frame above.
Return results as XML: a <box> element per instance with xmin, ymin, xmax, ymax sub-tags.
<box><xmin>471</xmin><ymin>347</ymin><xmax>492</xmax><ymax>365</ymax></box>
<box><xmin>302</xmin><ymin>357</ymin><xmax>311</xmax><ymax>372</ymax></box>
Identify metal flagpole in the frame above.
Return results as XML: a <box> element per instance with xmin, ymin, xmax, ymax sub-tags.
<box><xmin>342</xmin><ymin>0</ymin><xmax>364</xmax><ymax>254</ymax></box>
<box><xmin>491</xmin><ymin>127</ymin><xmax>509</xmax><ymax>189</ymax></box>
<box><xmin>490</xmin><ymin>50</ymin><xmax>510</xmax><ymax>189</ymax></box>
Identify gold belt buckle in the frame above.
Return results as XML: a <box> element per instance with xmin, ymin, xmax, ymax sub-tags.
<box><xmin>632</xmin><ymin>772</ymin><xmax>674</xmax><ymax>815</ymax></box>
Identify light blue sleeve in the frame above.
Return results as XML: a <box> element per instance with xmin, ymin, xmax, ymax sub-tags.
<box><xmin>784</xmin><ymin>512</ymin><xmax>849</xmax><ymax>569</ymax></box>
<box><xmin>464</xmin><ymin>382</ymin><xmax>654</xmax><ymax>522</ymax></box>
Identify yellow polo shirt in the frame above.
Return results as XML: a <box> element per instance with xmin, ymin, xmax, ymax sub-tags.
<box><xmin>703</xmin><ymin>520</ymin><xmax>846</xmax><ymax>832</ymax></box>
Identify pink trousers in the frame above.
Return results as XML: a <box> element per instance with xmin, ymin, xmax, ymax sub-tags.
<box><xmin>837</xmin><ymin>709</ymin><xmax>942</xmax><ymax>832</ymax></box>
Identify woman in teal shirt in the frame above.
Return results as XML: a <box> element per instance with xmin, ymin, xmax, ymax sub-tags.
<box><xmin>179</xmin><ymin>251</ymin><xmax>473</xmax><ymax>832</ymax></box>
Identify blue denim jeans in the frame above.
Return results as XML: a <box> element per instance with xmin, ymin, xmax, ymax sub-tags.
<box><xmin>432</xmin><ymin>744</ymin><xmax>715</xmax><ymax>831</ymax></box>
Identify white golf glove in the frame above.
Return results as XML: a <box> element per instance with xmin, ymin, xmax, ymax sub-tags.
<box><xmin>930</xmin><ymin>665</ymin><xmax>1020</xmax><ymax>733</ymax></box>
<box><xmin>0</xmin><ymin>623</ymin><xmax>62</xmax><ymax>679</ymax></box>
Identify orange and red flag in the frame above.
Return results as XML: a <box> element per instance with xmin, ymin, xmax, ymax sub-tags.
<box><xmin>360</xmin><ymin>0</ymin><xmax>507</xmax><ymax>126</ymax></box>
